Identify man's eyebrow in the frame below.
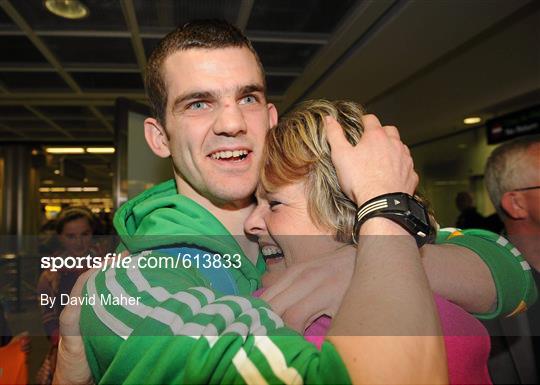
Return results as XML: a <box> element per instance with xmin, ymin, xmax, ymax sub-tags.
<box><xmin>171</xmin><ymin>91</ymin><xmax>216</xmax><ymax>111</ymax></box>
<box><xmin>238</xmin><ymin>83</ymin><xmax>265</xmax><ymax>95</ymax></box>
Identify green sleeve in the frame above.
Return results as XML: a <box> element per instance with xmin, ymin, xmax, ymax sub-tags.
<box><xmin>80</xmin><ymin>251</ymin><xmax>351</xmax><ymax>384</ymax></box>
<box><xmin>436</xmin><ymin>228</ymin><xmax>538</xmax><ymax>320</ymax></box>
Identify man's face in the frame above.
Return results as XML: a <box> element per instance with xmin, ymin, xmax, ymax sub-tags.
<box><xmin>161</xmin><ymin>47</ymin><xmax>277</xmax><ymax>205</ymax></box>
<box><xmin>523</xmin><ymin>144</ymin><xmax>540</xmax><ymax>227</ymax></box>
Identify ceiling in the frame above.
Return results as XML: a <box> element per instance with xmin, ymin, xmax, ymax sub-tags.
<box><xmin>0</xmin><ymin>0</ymin><xmax>360</xmax><ymax>143</ymax></box>
<box><xmin>0</xmin><ymin>0</ymin><xmax>538</xmax><ymax>167</ymax></box>
<box><xmin>284</xmin><ymin>0</ymin><xmax>540</xmax><ymax>145</ymax></box>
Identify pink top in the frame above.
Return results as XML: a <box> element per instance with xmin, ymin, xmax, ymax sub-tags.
<box><xmin>254</xmin><ymin>290</ymin><xmax>492</xmax><ymax>385</ymax></box>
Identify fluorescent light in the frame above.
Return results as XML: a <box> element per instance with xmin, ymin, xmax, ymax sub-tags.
<box><xmin>45</xmin><ymin>205</ymin><xmax>62</xmax><ymax>212</ymax></box>
<box><xmin>41</xmin><ymin>186</ymin><xmax>100</xmax><ymax>193</ymax></box>
<box><xmin>464</xmin><ymin>117</ymin><xmax>482</xmax><ymax>125</ymax></box>
<box><xmin>86</xmin><ymin>147</ymin><xmax>115</xmax><ymax>154</ymax></box>
<box><xmin>45</xmin><ymin>0</ymin><xmax>89</xmax><ymax>19</ymax></box>
<box><xmin>46</xmin><ymin>147</ymin><xmax>85</xmax><ymax>154</ymax></box>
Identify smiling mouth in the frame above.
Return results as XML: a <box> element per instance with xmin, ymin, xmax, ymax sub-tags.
<box><xmin>209</xmin><ymin>149</ymin><xmax>250</xmax><ymax>161</ymax></box>
<box><xmin>261</xmin><ymin>245</ymin><xmax>284</xmax><ymax>264</ymax></box>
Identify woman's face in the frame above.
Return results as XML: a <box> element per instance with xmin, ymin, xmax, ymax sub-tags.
<box><xmin>245</xmin><ymin>181</ymin><xmax>343</xmax><ymax>270</ymax></box>
<box><xmin>58</xmin><ymin>217</ymin><xmax>93</xmax><ymax>257</ymax></box>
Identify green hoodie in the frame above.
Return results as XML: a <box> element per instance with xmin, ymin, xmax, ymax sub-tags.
<box><xmin>80</xmin><ymin>180</ymin><xmax>536</xmax><ymax>384</ymax></box>
<box><xmin>80</xmin><ymin>180</ymin><xmax>351</xmax><ymax>384</ymax></box>
<box><xmin>112</xmin><ymin>178</ymin><xmax>265</xmax><ymax>295</ymax></box>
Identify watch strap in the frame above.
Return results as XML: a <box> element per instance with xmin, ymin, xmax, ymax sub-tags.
<box><xmin>352</xmin><ymin>192</ymin><xmax>432</xmax><ymax>246</ymax></box>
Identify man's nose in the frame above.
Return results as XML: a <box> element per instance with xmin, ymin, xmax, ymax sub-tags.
<box><xmin>213</xmin><ymin>103</ymin><xmax>247</xmax><ymax>136</ymax></box>
<box><xmin>244</xmin><ymin>205</ymin><xmax>268</xmax><ymax>236</ymax></box>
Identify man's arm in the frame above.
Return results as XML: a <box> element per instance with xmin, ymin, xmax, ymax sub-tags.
<box><xmin>325</xmin><ymin>116</ymin><xmax>447</xmax><ymax>384</ymax></box>
<box><xmin>263</xmin><ymin>226</ymin><xmax>536</xmax><ymax>336</ymax></box>
<box><xmin>421</xmin><ymin>243</ymin><xmax>496</xmax><ymax>313</ymax></box>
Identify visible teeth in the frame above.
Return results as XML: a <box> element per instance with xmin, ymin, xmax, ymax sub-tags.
<box><xmin>210</xmin><ymin>150</ymin><xmax>248</xmax><ymax>160</ymax></box>
<box><xmin>262</xmin><ymin>245</ymin><xmax>283</xmax><ymax>257</ymax></box>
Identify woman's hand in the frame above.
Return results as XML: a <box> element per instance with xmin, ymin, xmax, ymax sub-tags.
<box><xmin>325</xmin><ymin>114</ymin><xmax>418</xmax><ymax>206</ymax></box>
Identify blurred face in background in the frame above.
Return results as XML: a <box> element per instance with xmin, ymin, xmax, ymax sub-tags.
<box><xmin>58</xmin><ymin>217</ymin><xmax>93</xmax><ymax>258</ymax></box>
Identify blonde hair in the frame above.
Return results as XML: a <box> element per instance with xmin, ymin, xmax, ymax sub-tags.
<box><xmin>262</xmin><ymin>99</ymin><xmax>437</xmax><ymax>244</ymax></box>
<box><xmin>261</xmin><ymin>99</ymin><xmax>365</xmax><ymax>243</ymax></box>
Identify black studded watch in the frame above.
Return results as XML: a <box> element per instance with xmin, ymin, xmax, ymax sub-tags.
<box><xmin>352</xmin><ymin>192</ymin><xmax>432</xmax><ymax>247</ymax></box>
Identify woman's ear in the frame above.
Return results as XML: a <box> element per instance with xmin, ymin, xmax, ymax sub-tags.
<box><xmin>500</xmin><ymin>191</ymin><xmax>528</xmax><ymax>220</ymax></box>
<box><xmin>144</xmin><ymin>118</ymin><xmax>171</xmax><ymax>158</ymax></box>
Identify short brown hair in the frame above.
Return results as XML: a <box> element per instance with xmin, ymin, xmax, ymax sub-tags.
<box><xmin>145</xmin><ymin>19</ymin><xmax>266</xmax><ymax>126</ymax></box>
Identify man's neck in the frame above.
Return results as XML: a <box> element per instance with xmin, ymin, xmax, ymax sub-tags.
<box><xmin>505</xmin><ymin>220</ymin><xmax>540</xmax><ymax>272</ymax></box>
<box><xmin>175</xmin><ymin>177</ymin><xmax>260</xmax><ymax>264</ymax></box>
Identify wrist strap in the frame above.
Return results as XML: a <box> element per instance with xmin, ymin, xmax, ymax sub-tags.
<box><xmin>352</xmin><ymin>192</ymin><xmax>431</xmax><ymax>246</ymax></box>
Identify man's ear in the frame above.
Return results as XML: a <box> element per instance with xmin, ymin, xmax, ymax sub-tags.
<box><xmin>144</xmin><ymin>117</ymin><xmax>171</xmax><ymax>158</ymax></box>
<box><xmin>267</xmin><ymin>103</ymin><xmax>278</xmax><ymax>129</ymax></box>
<box><xmin>501</xmin><ymin>191</ymin><xmax>528</xmax><ymax>220</ymax></box>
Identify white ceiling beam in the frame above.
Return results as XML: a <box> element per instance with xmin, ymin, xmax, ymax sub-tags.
<box><xmin>156</xmin><ymin>0</ymin><xmax>173</xmax><ymax>28</ymax></box>
<box><xmin>0</xmin><ymin>122</ymin><xmax>27</xmax><ymax>137</ymax></box>
<box><xmin>88</xmin><ymin>106</ymin><xmax>114</xmax><ymax>133</ymax></box>
<box><xmin>248</xmin><ymin>31</ymin><xmax>329</xmax><ymax>45</ymax></box>
<box><xmin>0</xmin><ymin>28</ymin><xmax>330</xmax><ymax>44</ymax></box>
<box><xmin>24</xmin><ymin>105</ymin><xmax>74</xmax><ymax>139</ymax></box>
<box><xmin>0</xmin><ymin>91</ymin><xmax>147</xmax><ymax>100</ymax></box>
<box><xmin>0</xmin><ymin>64</ymin><xmax>297</xmax><ymax>75</ymax></box>
<box><xmin>236</xmin><ymin>0</ymin><xmax>254</xmax><ymax>31</ymax></box>
<box><xmin>120</xmin><ymin>0</ymin><xmax>146</xmax><ymax>81</ymax></box>
<box><xmin>0</xmin><ymin>64</ymin><xmax>139</xmax><ymax>73</ymax></box>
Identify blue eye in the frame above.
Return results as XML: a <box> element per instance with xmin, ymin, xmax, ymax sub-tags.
<box><xmin>189</xmin><ymin>101</ymin><xmax>208</xmax><ymax>110</ymax></box>
<box><xmin>240</xmin><ymin>95</ymin><xmax>257</xmax><ymax>105</ymax></box>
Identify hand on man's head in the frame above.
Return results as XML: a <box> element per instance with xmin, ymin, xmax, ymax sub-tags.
<box><xmin>325</xmin><ymin>114</ymin><xmax>418</xmax><ymax>206</ymax></box>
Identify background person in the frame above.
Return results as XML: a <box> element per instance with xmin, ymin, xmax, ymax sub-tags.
<box><xmin>36</xmin><ymin>207</ymin><xmax>97</xmax><ymax>385</ymax></box>
<box><xmin>455</xmin><ymin>191</ymin><xmax>487</xmax><ymax>229</ymax></box>
<box><xmin>483</xmin><ymin>134</ymin><xmax>540</xmax><ymax>384</ymax></box>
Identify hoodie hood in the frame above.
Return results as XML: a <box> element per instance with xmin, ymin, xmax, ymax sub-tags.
<box><xmin>113</xmin><ymin>179</ymin><xmax>262</xmax><ymax>292</ymax></box>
